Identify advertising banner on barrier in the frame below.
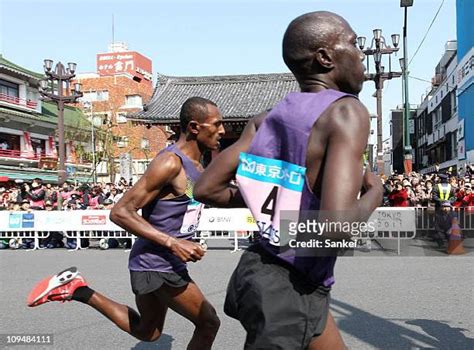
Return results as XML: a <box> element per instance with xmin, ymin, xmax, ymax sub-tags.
<box><xmin>0</xmin><ymin>208</ymin><xmax>417</xmax><ymax>233</ymax></box>
<box><xmin>0</xmin><ymin>210</ymin><xmax>125</xmax><ymax>232</ymax></box>
<box><xmin>197</xmin><ymin>208</ymin><xmax>259</xmax><ymax>231</ymax></box>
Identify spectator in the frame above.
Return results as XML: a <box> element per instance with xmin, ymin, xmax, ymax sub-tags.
<box><xmin>89</xmin><ymin>186</ymin><xmax>105</xmax><ymax>209</ymax></box>
<box><xmin>462</xmin><ymin>184</ymin><xmax>474</xmax><ymax>207</ymax></box>
<box><xmin>0</xmin><ymin>140</ymin><xmax>8</xmax><ymax>150</ymax></box>
<box><xmin>388</xmin><ymin>182</ymin><xmax>409</xmax><ymax>207</ymax></box>
<box><xmin>109</xmin><ymin>187</ymin><xmax>123</xmax><ymax>204</ymax></box>
<box><xmin>25</xmin><ymin>178</ymin><xmax>46</xmax><ymax>210</ymax></box>
<box><xmin>0</xmin><ymin>187</ymin><xmax>9</xmax><ymax>210</ymax></box>
<box><xmin>432</xmin><ymin>174</ymin><xmax>456</xmax><ymax>208</ymax></box>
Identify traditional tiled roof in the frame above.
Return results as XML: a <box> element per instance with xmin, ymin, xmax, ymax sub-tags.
<box><xmin>130</xmin><ymin>72</ymin><xmax>299</xmax><ymax>124</ymax></box>
<box><xmin>0</xmin><ymin>54</ymin><xmax>44</xmax><ymax>80</ymax></box>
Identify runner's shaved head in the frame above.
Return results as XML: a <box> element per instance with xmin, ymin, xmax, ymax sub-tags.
<box><xmin>282</xmin><ymin>11</ymin><xmax>350</xmax><ymax>76</ymax></box>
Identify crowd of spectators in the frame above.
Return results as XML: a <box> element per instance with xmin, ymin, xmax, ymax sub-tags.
<box><xmin>2</xmin><ymin>166</ymin><xmax>474</xmax><ymax>212</ymax></box>
<box><xmin>0</xmin><ymin>177</ymin><xmax>132</xmax><ymax>250</ymax></box>
<box><xmin>1</xmin><ymin>167</ymin><xmax>473</xmax><ymax>250</ymax></box>
<box><xmin>0</xmin><ymin>177</ymin><xmax>131</xmax><ymax>211</ymax></box>
<box><xmin>381</xmin><ymin>166</ymin><xmax>474</xmax><ymax>208</ymax></box>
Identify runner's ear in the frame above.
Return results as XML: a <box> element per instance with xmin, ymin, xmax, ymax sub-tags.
<box><xmin>188</xmin><ymin>121</ymin><xmax>200</xmax><ymax>135</ymax></box>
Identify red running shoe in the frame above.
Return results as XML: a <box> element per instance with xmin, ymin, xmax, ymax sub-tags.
<box><xmin>27</xmin><ymin>267</ymin><xmax>87</xmax><ymax>307</ymax></box>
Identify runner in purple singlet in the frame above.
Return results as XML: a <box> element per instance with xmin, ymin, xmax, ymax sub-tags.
<box><xmin>27</xmin><ymin>97</ymin><xmax>225</xmax><ymax>349</ymax></box>
<box><xmin>194</xmin><ymin>12</ymin><xmax>383</xmax><ymax>350</ymax></box>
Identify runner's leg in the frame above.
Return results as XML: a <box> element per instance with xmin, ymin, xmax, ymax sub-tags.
<box><xmin>84</xmin><ymin>290</ymin><xmax>168</xmax><ymax>342</ymax></box>
<box><xmin>307</xmin><ymin>312</ymin><xmax>347</xmax><ymax>350</ymax></box>
<box><xmin>156</xmin><ymin>281</ymin><xmax>220</xmax><ymax>350</ymax></box>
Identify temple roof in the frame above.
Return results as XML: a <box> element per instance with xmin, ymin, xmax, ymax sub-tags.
<box><xmin>130</xmin><ymin>72</ymin><xmax>299</xmax><ymax>124</ymax></box>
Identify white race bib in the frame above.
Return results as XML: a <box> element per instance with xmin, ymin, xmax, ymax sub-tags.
<box><xmin>236</xmin><ymin>152</ymin><xmax>306</xmax><ymax>246</ymax></box>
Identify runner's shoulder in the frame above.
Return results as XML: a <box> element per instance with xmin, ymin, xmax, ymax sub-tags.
<box><xmin>247</xmin><ymin>110</ymin><xmax>269</xmax><ymax>132</ymax></box>
<box><xmin>147</xmin><ymin>151</ymin><xmax>182</xmax><ymax>178</ymax></box>
<box><xmin>322</xmin><ymin>96</ymin><xmax>370</xmax><ymax>132</ymax></box>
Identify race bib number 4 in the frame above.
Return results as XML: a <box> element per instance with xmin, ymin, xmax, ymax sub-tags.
<box><xmin>236</xmin><ymin>152</ymin><xmax>306</xmax><ymax>246</ymax></box>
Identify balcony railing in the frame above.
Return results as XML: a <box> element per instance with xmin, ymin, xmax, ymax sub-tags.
<box><xmin>0</xmin><ymin>93</ymin><xmax>38</xmax><ymax>109</ymax></box>
<box><xmin>0</xmin><ymin>149</ymin><xmax>91</xmax><ymax>166</ymax></box>
<box><xmin>0</xmin><ymin>149</ymin><xmax>45</xmax><ymax>160</ymax></box>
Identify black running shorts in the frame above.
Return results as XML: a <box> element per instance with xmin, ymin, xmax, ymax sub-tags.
<box><xmin>130</xmin><ymin>269</ymin><xmax>192</xmax><ymax>295</ymax></box>
<box><xmin>224</xmin><ymin>244</ymin><xmax>331</xmax><ymax>350</ymax></box>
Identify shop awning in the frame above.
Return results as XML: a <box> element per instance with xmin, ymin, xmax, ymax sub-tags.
<box><xmin>0</xmin><ymin>169</ymin><xmax>92</xmax><ymax>184</ymax></box>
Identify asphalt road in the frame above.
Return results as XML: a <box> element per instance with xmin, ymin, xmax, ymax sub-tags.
<box><xmin>1</xmin><ymin>241</ymin><xmax>473</xmax><ymax>350</ymax></box>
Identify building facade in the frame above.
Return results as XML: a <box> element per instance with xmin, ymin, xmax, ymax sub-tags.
<box><xmin>75</xmin><ymin>43</ymin><xmax>169</xmax><ymax>183</ymax></box>
<box><xmin>0</xmin><ymin>55</ymin><xmax>93</xmax><ymax>183</ymax></box>
<box><xmin>413</xmin><ymin>41</ymin><xmax>459</xmax><ymax>174</ymax></box>
<box><xmin>456</xmin><ymin>0</ymin><xmax>474</xmax><ymax>168</ymax></box>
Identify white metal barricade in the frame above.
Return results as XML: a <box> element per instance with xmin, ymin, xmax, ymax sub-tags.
<box><xmin>0</xmin><ymin>231</ymin><xmax>50</xmax><ymax>250</ymax></box>
<box><xmin>194</xmin><ymin>230</ymin><xmax>253</xmax><ymax>253</ymax></box>
<box><xmin>1</xmin><ymin>207</ymin><xmax>472</xmax><ymax>253</ymax></box>
<box><xmin>64</xmin><ymin>230</ymin><xmax>136</xmax><ymax>251</ymax></box>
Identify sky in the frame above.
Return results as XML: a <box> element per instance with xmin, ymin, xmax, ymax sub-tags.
<box><xmin>0</xmin><ymin>0</ymin><xmax>457</xmax><ymax>141</ymax></box>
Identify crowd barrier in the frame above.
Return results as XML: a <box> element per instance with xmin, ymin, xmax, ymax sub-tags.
<box><xmin>1</xmin><ymin>207</ymin><xmax>472</xmax><ymax>253</ymax></box>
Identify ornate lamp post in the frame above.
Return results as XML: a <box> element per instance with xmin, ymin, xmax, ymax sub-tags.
<box><xmin>401</xmin><ymin>0</ymin><xmax>414</xmax><ymax>174</ymax></box>
<box><xmin>39</xmin><ymin>60</ymin><xmax>83</xmax><ymax>202</ymax></box>
<box><xmin>358</xmin><ymin>29</ymin><xmax>402</xmax><ymax>174</ymax></box>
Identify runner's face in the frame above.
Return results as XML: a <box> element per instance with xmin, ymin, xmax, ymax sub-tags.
<box><xmin>196</xmin><ymin>105</ymin><xmax>225</xmax><ymax>151</ymax></box>
<box><xmin>333</xmin><ymin>26</ymin><xmax>365</xmax><ymax>94</ymax></box>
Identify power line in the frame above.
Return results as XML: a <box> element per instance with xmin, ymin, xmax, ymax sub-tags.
<box><xmin>409</xmin><ymin>0</ymin><xmax>445</xmax><ymax>67</ymax></box>
<box><xmin>409</xmin><ymin>75</ymin><xmax>431</xmax><ymax>83</ymax></box>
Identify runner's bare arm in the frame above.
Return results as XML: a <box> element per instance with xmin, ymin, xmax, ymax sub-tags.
<box><xmin>110</xmin><ymin>152</ymin><xmax>181</xmax><ymax>246</ymax></box>
<box><xmin>194</xmin><ymin>112</ymin><xmax>267</xmax><ymax>208</ymax></box>
<box><xmin>313</xmin><ymin>99</ymin><xmax>383</xmax><ymax>238</ymax></box>
<box><xmin>110</xmin><ymin>153</ymin><xmax>205</xmax><ymax>262</ymax></box>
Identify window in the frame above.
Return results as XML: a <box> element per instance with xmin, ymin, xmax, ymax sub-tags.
<box><xmin>451</xmin><ymin>91</ymin><xmax>457</xmax><ymax>114</ymax></box>
<box><xmin>125</xmin><ymin>94</ymin><xmax>142</xmax><ymax>107</ymax></box>
<box><xmin>140</xmin><ymin>138</ymin><xmax>150</xmax><ymax>150</ymax></box>
<box><xmin>96</xmin><ymin>90</ymin><xmax>109</xmax><ymax>101</ymax></box>
<box><xmin>116</xmin><ymin>112</ymin><xmax>128</xmax><ymax>124</ymax></box>
<box><xmin>117</xmin><ymin>136</ymin><xmax>128</xmax><ymax>148</ymax></box>
<box><xmin>81</xmin><ymin>90</ymin><xmax>109</xmax><ymax>102</ymax></box>
<box><xmin>0</xmin><ymin>79</ymin><xmax>19</xmax><ymax>98</ymax></box>
<box><xmin>434</xmin><ymin>108</ymin><xmax>442</xmax><ymax>129</ymax></box>
<box><xmin>86</xmin><ymin>112</ymin><xmax>108</xmax><ymax>126</ymax></box>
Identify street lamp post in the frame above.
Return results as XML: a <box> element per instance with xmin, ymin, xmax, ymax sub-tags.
<box><xmin>39</xmin><ymin>60</ymin><xmax>83</xmax><ymax>207</ymax></box>
<box><xmin>358</xmin><ymin>29</ymin><xmax>402</xmax><ymax>174</ymax></box>
<box><xmin>401</xmin><ymin>0</ymin><xmax>414</xmax><ymax>174</ymax></box>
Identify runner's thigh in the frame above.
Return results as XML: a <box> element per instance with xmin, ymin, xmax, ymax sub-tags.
<box><xmin>156</xmin><ymin>281</ymin><xmax>217</xmax><ymax>325</ymax></box>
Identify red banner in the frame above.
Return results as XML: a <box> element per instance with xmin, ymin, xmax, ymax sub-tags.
<box><xmin>47</xmin><ymin>136</ymin><xmax>58</xmax><ymax>157</ymax></box>
<box><xmin>22</xmin><ymin>131</ymin><xmax>34</xmax><ymax>158</ymax></box>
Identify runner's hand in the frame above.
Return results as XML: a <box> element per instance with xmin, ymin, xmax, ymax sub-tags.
<box><xmin>167</xmin><ymin>238</ymin><xmax>205</xmax><ymax>262</ymax></box>
<box><xmin>362</xmin><ymin>168</ymin><xmax>383</xmax><ymax>192</ymax></box>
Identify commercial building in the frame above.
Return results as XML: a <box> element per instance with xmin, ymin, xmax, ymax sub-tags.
<box><xmin>75</xmin><ymin>43</ymin><xmax>169</xmax><ymax>183</ymax></box>
<box><xmin>0</xmin><ymin>55</ymin><xmax>93</xmax><ymax>183</ymax></box>
<box><xmin>412</xmin><ymin>41</ymin><xmax>459</xmax><ymax>174</ymax></box>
